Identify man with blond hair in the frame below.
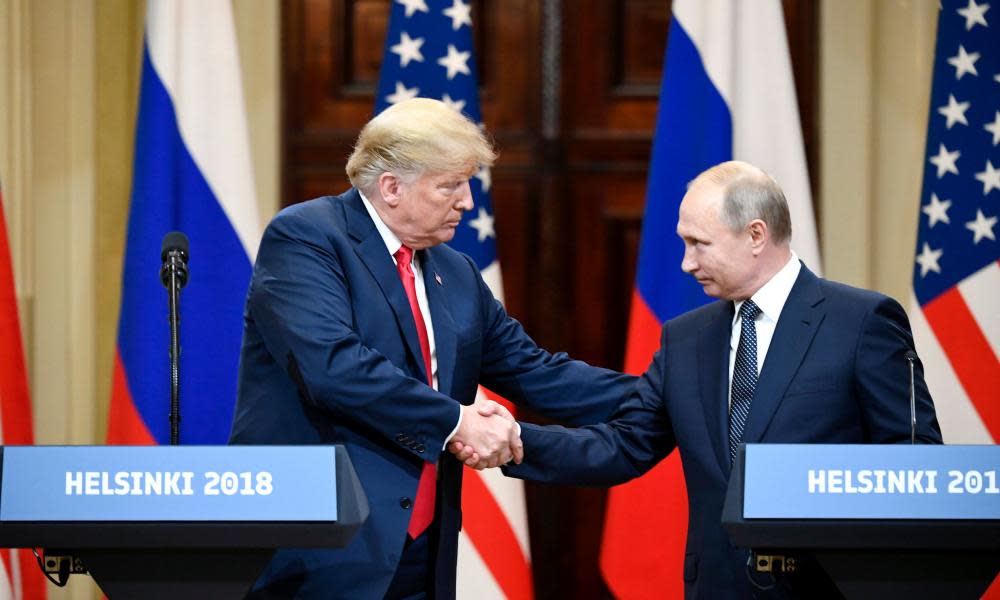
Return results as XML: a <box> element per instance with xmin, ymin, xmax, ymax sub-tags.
<box><xmin>460</xmin><ymin>160</ymin><xmax>942</xmax><ymax>598</ymax></box>
<box><xmin>230</xmin><ymin>98</ymin><xmax>633</xmax><ymax>599</ymax></box>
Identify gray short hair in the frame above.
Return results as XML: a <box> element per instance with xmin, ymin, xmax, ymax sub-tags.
<box><xmin>346</xmin><ymin>98</ymin><xmax>497</xmax><ymax>194</ymax></box>
<box><xmin>691</xmin><ymin>161</ymin><xmax>792</xmax><ymax>244</ymax></box>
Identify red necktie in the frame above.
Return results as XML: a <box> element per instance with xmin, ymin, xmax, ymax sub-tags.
<box><xmin>394</xmin><ymin>245</ymin><xmax>436</xmax><ymax>538</ymax></box>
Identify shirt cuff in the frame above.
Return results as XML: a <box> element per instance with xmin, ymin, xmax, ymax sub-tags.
<box><xmin>442</xmin><ymin>404</ymin><xmax>463</xmax><ymax>451</ymax></box>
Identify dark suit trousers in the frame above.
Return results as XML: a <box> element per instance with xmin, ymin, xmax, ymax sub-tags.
<box><xmin>384</xmin><ymin>529</ymin><xmax>436</xmax><ymax>600</ymax></box>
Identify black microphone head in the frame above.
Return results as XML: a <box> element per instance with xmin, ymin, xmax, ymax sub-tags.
<box><xmin>161</xmin><ymin>231</ymin><xmax>190</xmax><ymax>262</ymax></box>
<box><xmin>904</xmin><ymin>350</ymin><xmax>918</xmax><ymax>362</ymax></box>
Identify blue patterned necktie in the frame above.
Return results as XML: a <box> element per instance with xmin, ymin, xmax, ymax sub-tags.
<box><xmin>729</xmin><ymin>299</ymin><xmax>762</xmax><ymax>463</ymax></box>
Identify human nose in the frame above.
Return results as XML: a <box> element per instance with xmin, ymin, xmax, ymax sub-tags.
<box><xmin>680</xmin><ymin>245</ymin><xmax>697</xmax><ymax>274</ymax></box>
<box><xmin>456</xmin><ymin>181</ymin><xmax>474</xmax><ymax>211</ymax></box>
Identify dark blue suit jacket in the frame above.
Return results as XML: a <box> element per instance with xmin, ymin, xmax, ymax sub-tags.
<box><xmin>229</xmin><ymin>189</ymin><xmax>633</xmax><ymax>599</ymax></box>
<box><xmin>507</xmin><ymin>266</ymin><xmax>942</xmax><ymax>599</ymax></box>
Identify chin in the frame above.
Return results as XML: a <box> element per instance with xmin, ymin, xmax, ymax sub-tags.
<box><xmin>701</xmin><ymin>286</ymin><xmax>724</xmax><ymax>299</ymax></box>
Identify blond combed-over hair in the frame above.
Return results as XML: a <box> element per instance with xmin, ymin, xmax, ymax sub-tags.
<box><xmin>346</xmin><ymin>98</ymin><xmax>497</xmax><ymax>194</ymax></box>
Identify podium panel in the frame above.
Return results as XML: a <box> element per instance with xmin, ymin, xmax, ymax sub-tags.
<box><xmin>722</xmin><ymin>444</ymin><xmax>1000</xmax><ymax>599</ymax></box>
<box><xmin>0</xmin><ymin>445</ymin><xmax>368</xmax><ymax>599</ymax></box>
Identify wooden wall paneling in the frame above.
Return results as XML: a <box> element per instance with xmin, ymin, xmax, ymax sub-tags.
<box><xmin>560</xmin><ymin>0</ymin><xmax>667</xmax><ymax>370</ymax></box>
<box><xmin>476</xmin><ymin>0</ymin><xmax>543</xmax><ymax>337</ymax></box>
<box><xmin>563</xmin><ymin>0</ymin><xmax>668</xmax><ymax>135</ymax></box>
<box><xmin>523</xmin><ymin>2</ymin><xmax>668</xmax><ymax>598</ymax></box>
<box><xmin>283</xmin><ymin>0</ymin><xmax>391</xmax><ymax>204</ymax></box>
<box><xmin>568</xmin><ymin>172</ymin><xmax>647</xmax><ymax>369</ymax></box>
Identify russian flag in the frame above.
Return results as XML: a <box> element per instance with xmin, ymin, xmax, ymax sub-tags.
<box><xmin>107</xmin><ymin>0</ymin><xmax>260</xmax><ymax>445</ymax></box>
<box><xmin>599</xmin><ymin>1</ymin><xmax>820</xmax><ymax>597</ymax></box>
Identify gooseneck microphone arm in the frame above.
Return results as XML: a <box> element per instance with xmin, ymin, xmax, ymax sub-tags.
<box><xmin>160</xmin><ymin>232</ymin><xmax>190</xmax><ymax>446</ymax></box>
<box><xmin>905</xmin><ymin>350</ymin><xmax>918</xmax><ymax>445</ymax></box>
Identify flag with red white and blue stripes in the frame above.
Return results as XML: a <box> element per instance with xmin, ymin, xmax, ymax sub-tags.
<box><xmin>911</xmin><ymin>0</ymin><xmax>999</xmax><ymax>447</ymax></box>
<box><xmin>376</xmin><ymin>1</ymin><xmax>533</xmax><ymax>598</ymax></box>
<box><xmin>600</xmin><ymin>1</ymin><xmax>820</xmax><ymax>597</ymax></box>
<box><xmin>908</xmin><ymin>10</ymin><xmax>999</xmax><ymax>600</ymax></box>
<box><xmin>107</xmin><ymin>0</ymin><xmax>260</xmax><ymax>446</ymax></box>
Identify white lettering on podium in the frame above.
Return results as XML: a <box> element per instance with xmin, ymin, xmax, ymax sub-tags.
<box><xmin>65</xmin><ymin>472</ymin><xmax>83</xmax><ymax>495</ymax></box>
<box><xmin>856</xmin><ymin>470</ymin><xmax>873</xmax><ymax>493</ymax></box>
<box><xmin>828</xmin><ymin>469</ymin><xmax>843</xmax><ymax>493</ymax></box>
<box><xmin>130</xmin><ymin>471</ymin><xmax>143</xmax><ymax>495</ymax></box>
<box><xmin>888</xmin><ymin>470</ymin><xmax>905</xmax><ymax>493</ymax></box>
<box><xmin>63</xmin><ymin>471</ymin><xmax>201</xmax><ymax>496</ymax></box>
<box><xmin>807</xmin><ymin>469</ymin><xmax>824</xmax><ymax>493</ymax></box>
<box><xmin>806</xmin><ymin>469</ymin><xmax>941</xmax><ymax>495</ymax></box>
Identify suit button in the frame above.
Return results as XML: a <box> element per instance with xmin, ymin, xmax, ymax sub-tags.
<box><xmin>400</xmin><ymin>497</ymin><xmax>412</xmax><ymax>510</ymax></box>
<box><xmin>396</xmin><ymin>434</ymin><xmax>407</xmax><ymax>443</ymax></box>
<box><xmin>415</xmin><ymin>444</ymin><xmax>425</xmax><ymax>453</ymax></box>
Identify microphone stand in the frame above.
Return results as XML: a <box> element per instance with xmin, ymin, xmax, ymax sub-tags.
<box><xmin>160</xmin><ymin>232</ymin><xmax>189</xmax><ymax>446</ymax></box>
<box><xmin>166</xmin><ymin>258</ymin><xmax>182</xmax><ymax>446</ymax></box>
<box><xmin>906</xmin><ymin>351</ymin><xmax>917</xmax><ymax>445</ymax></box>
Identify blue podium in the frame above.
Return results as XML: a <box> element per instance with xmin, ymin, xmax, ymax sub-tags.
<box><xmin>722</xmin><ymin>444</ymin><xmax>1000</xmax><ymax>598</ymax></box>
<box><xmin>0</xmin><ymin>445</ymin><xmax>368</xmax><ymax>599</ymax></box>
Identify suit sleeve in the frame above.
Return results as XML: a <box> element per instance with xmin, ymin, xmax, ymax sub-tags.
<box><xmin>469</xmin><ymin>257</ymin><xmax>636</xmax><ymax>426</ymax></box>
<box><xmin>854</xmin><ymin>296</ymin><xmax>943</xmax><ymax>444</ymax></box>
<box><xmin>504</xmin><ymin>327</ymin><xmax>677</xmax><ymax>486</ymax></box>
<box><xmin>246</xmin><ymin>210</ymin><xmax>460</xmax><ymax>459</ymax></box>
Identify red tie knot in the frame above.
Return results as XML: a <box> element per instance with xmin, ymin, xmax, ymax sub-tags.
<box><xmin>394</xmin><ymin>245</ymin><xmax>414</xmax><ymax>268</ymax></box>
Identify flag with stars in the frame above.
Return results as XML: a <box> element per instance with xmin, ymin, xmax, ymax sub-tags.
<box><xmin>910</xmin><ymin>0</ymin><xmax>999</xmax><ymax>465</ymax></box>
<box><xmin>376</xmin><ymin>1</ymin><xmax>533</xmax><ymax>599</ymax></box>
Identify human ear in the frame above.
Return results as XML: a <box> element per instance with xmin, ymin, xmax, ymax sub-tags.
<box><xmin>747</xmin><ymin>219</ymin><xmax>768</xmax><ymax>252</ymax></box>
<box><xmin>378</xmin><ymin>172</ymin><xmax>402</xmax><ymax>207</ymax></box>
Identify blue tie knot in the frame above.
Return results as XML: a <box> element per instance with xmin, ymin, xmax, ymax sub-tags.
<box><xmin>740</xmin><ymin>299</ymin><xmax>761</xmax><ymax>321</ymax></box>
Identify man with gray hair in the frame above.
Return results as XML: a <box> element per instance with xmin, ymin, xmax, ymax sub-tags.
<box><xmin>230</xmin><ymin>98</ymin><xmax>633</xmax><ymax>598</ymax></box>
<box><xmin>460</xmin><ymin>160</ymin><xmax>942</xmax><ymax>598</ymax></box>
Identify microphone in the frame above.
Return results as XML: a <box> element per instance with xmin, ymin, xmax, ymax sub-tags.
<box><xmin>160</xmin><ymin>231</ymin><xmax>190</xmax><ymax>445</ymax></box>
<box><xmin>160</xmin><ymin>231</ymin><xmax>190</xmax><ymax>288</ymax></box>
<box><xmin>905</xmin><ymin>350</ymin><xmax>917</xmax><ymax>444</ymax></box>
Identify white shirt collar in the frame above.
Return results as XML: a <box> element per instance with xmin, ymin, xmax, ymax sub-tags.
<box><xmin>733</xmin><ymin>251</ymin><xmax>801</xmax><ymax>325</ymax></box>
<box><xmin>359</xmin><ymin>190</ymin><xmax>404</xmax><ymax>257</ymax></box>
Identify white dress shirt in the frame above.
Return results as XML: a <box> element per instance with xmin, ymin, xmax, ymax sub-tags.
<box><xmin>727</xmin><ymin>252</ymin><xmax>802</xmax><ymax>408</ymax></box>
<box><xmin>360</xmin><ymin>192</ymin><xmax>438</xmax><ymax>389</ymax></box>
<box><xmin>360</xmin><ymin>192</ymin><xmax>462</xmax><ymax>446</ymax></box>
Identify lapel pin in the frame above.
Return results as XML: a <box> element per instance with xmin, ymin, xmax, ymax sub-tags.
<box><xmin>435</xmin><ymin>273</ymin><xmax>443</xmax><ymax>285</ymax></box>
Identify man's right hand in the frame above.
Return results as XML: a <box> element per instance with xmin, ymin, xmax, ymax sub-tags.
<box><xmin>451</xmin><ymin>404</ymin><xmax>522</xmax><ymax>469</ymax></box>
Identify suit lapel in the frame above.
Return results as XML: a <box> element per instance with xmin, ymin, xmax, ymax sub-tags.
<box><xmin>420</xmin><ymin>249</ymin><xmax>458</xmax><ymax>398</ymax></box>
<box><xmin>344</xmin><ymin>190</ymin><xmax>428</xmax><ymax>384</ymax></box>
<box><xmin>698</xmin><ymin>301</ymin><xmax>735</xmax><ymax>475</ymax></box>
<box><xmin>741</xmin><ymin>266</ymin><xmax>825</xmax><ymax>444</ymax></box>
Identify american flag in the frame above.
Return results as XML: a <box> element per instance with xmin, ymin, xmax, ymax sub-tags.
<box><xmin>911</xmin><ymin>0</ymin><xmax>999</xmax><ymax>452</ymax></box>
<box><xmin>375</xmin><ymin>1</ymin><xmax>533</xmax><ymax>598</ymax></box>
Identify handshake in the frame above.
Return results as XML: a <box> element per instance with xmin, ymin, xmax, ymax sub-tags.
<box><xmin>448</xmin><ymin>400</ymin><xmax>522</xmax><ymax>470</ymax></box>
